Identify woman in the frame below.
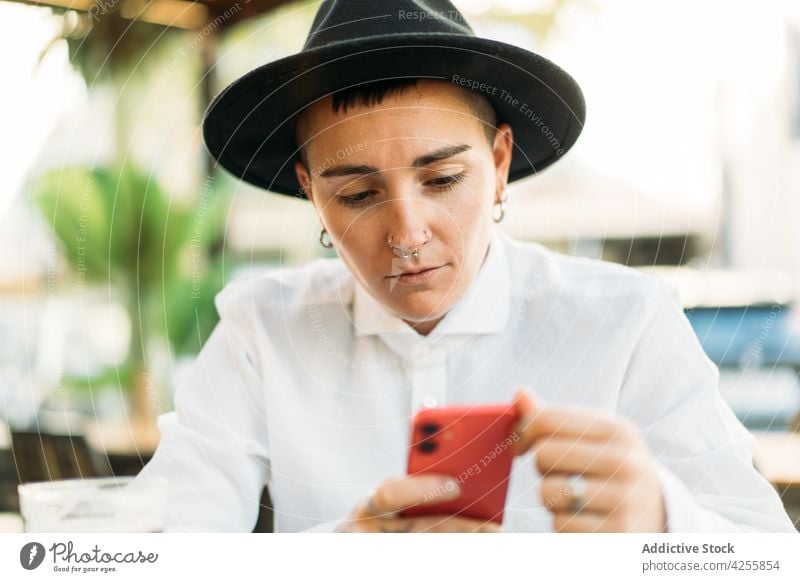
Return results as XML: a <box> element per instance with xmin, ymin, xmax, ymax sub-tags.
<box><xmin>136</xmin><ymin>0</ymin><xmax>796</xmax><ymax>533</ymax></box>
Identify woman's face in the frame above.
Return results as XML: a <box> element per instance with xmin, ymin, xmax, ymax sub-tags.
<box><xmin>294</xmin><ymin>80</ymin><xmax>513</xmax><ymax>335</ymax></box>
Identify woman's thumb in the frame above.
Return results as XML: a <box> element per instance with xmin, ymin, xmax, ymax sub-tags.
<box><xmin>511</xmin><ymin>386</ymin><xmax>543</xmax><ymax>454</ymax></box>
<box><xmin>512</xmin><ymin>385</ymin><xmax>541</xmax><ymax>418</ymax></box>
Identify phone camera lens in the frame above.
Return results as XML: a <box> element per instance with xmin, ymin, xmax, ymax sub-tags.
<box><xmin>420</xmin><ymin>423</ymin><xmax>440</xmax><ymax>435</ymax></box>
<box><xmin>418</xmin><ymin>440</ymin><xmax>438</xmax><ymax>453</ymax></box>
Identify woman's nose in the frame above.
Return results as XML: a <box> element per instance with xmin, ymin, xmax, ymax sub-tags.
<box><xmin>385</xmin><ymin>198</ymin><xmax>431</xmax><ymax>253</ymax></box>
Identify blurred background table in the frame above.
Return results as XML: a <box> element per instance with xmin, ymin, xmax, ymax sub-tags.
<box><xmin>84</xmin><ymin>419</ymin><xmax>160</xmax><ymax>476</ymax></box>
<box><xmin>754</xmin><ymin>431</ymin><xmax>800</xmax><ymax>530</ymax></box>
<box><xmin>0</xmin><ymin>512</ymin><xmax>23</xmax><ymax>532</ymax></box>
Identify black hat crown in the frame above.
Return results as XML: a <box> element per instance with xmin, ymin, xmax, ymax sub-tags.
<box><xmin>304</xmin><ymin>0</ymin><xmax>474</xmax><ymax>51</ymax></box>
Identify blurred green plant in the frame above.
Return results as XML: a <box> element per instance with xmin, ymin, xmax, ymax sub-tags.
<box><xmin>34</xmin><ymin>3</ymin><xmax>178</xmax><ymax>85</ymax></box>
<box><xmin>31</xmin><ymin>164</ymin><xmax>229</xmax><ymax>412</ymax></box>
<box><xmin>516</xmin><ymin>0</ymin><xmax>600</xmax><ymax>43</ymax></box>
<box><xmin>21</xmin><ymin>2</ymin><xmax>228</xmax><ymax>420</ymax></box>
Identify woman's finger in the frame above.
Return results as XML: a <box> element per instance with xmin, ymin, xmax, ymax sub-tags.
<box><xmin>512</xmin><ymin>389</ymin><xmax>630</xmax><ymax>455</ymax></box>
<box><xmin>358</xmin><ymin>474</ymin><xmax>461</xmax><ymax>519</ymax></box>
<box><xmin>540</xmin><ymin>474</ymin><xmax>628</xmax><ymax>514</ymax></box>
<box><xmin>377</xmin><ymin>514</ymin><xmax>502</xmax><ymax>533</ymax></box>
<box><xmin>521</xmin><ymin>407</ymin><xmax>638</xmax><ymax>448</ymax></box>
<box><xmin>552</xmin><ymin>509</ymin><xmax>624</xmax><ymax>533</ymax></box>
<box><xmin>534</xmin><ymin>436</ymin><xmax>644</xmax><ymax>479</ymax></box>
<box><xmin>511</xmin><ymin>388</ymin><xmax>542</xmax><ymax>454</ymax></box>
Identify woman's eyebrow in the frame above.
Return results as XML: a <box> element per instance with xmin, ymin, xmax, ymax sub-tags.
<box><xmin>318</xmin><ymin>144</ymin><xmax>471</xmax><ymax>179</ymax></box>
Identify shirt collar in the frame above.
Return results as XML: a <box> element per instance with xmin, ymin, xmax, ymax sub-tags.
<box><xmin>352</xmin><ymin>226</ymin><xmax>511</xmax><ymax>340</ymax></box>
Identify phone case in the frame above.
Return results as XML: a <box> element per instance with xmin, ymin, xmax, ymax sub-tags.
<box><xmin>400</xmin><ymin>403</ymin><xmax>520</xmax><ymax>524</ymax></box>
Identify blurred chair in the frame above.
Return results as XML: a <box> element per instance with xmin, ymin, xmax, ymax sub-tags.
<box><xmin>754</xmin><ymin>432</ymin><xmax>800</xmax><ymax>531</ymax></box>
<box><xmin>10</xmin><ymin>429</ymin><xmax>112</xmax><ymax>484</ymax></box>
<box><xmin>685</xmin><ymin>303</ymin><xmax>800</xmax><ymax>431</ymax></box>
<box><xmin>252</xmin><ymin>486</ymin><xmax>274</xmax><ymax>533</ymax></box>
<box><xmin>0</xmin><ymin>421</ymin><xmax>16</xmax><ymax>513</ymax></box>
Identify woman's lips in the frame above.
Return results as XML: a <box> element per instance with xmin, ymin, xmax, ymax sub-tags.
<box><xmin>390</xmin><ymin>265</ymin><xmax>444</xmax><ymax>285</ymax></box>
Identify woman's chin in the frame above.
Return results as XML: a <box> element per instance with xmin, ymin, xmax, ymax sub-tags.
<box><xmin>385</xmin><ymin>296</ymin><xmax>450</xmax><ymax>327</ymax></box>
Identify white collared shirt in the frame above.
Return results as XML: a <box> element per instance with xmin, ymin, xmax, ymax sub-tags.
<box><xmin>135</xmin><ymin>227</ymin><xmax>796</xmax><ymax>532</ymax></box>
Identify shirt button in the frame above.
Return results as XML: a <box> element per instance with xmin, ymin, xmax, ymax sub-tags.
<box><xmin>421</xmin><ymin>396</ymin><xmax>438</xmax><ymax>408</ymax></box>
<box><xmin>416</xmin><ymin>348</ymin><xmax>443</xmax><ymax>365</ymax></box>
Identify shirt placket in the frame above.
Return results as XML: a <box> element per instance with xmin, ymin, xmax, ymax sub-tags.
<box><xmin>407</xmin><ymin>344</ymin><xmax>448</xmax><ymax>414</ymax></box>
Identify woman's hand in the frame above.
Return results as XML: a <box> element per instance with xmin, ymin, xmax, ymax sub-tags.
<box><xmin>512</xmin><ymin>389</ymin><xmax>667</xmax><ymax>533</ymax></box>
<box><xmin>336</xmin><ymin>474</ymin><xmax>503</xmax><ymax>532</ymax></box>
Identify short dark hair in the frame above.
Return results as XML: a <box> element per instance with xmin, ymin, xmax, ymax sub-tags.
<box><xmin>294</xmin><ymin>78</ymin><xmax>498</xmax><ymax>170</ymax></box>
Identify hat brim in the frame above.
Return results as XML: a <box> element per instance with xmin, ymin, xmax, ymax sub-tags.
<box><xmin>202</xmin><ymin>32</ymin><xmax>586</xmax><ymax>196</ymax></box>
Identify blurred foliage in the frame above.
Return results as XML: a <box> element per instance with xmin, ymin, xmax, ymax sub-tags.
<box><xmin>31</xmin><ymin>164</ymin><xmax>229</xmax><ymax>370</ymax></box>
<box><xmin>26</xmin><ymin>3</ymin><xmax>229</xmax><ymax>404</ymax></box>
<box><xmin>514</xmin><ymin>0</ymin><xmax>600</xmax><ymax>42</ymax></box>
<box><xmin>36</xmin><ymin>4</ymin><xmax>178</xmax><ymax>85</ymax></box>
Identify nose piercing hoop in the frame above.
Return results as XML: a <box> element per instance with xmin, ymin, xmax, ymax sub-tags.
<box><xmin>388</xmin><ymin>232</ymin><xmax>430</xmax><ymax>262</ymax></box>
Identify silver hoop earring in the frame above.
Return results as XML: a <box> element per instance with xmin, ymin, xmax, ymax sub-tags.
<box><xmin>319</xmin><ymin>228</ymin><xmax>333</xmax><ymax>249</ymax></box>
<box><xmin>493</xmin><ymin>192</ymin><xmax>508</xmax><ymax>223</ymax></box>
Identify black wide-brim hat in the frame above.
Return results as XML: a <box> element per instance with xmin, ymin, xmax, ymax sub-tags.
<box><xmin>202</xmin><ymin>0</ymin><xmax>586</xmax><ymax>197</ymax></box>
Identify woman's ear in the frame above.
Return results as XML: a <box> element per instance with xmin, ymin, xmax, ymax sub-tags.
<box><xmin>492</xmin><ymin>122</ymin><xmax>513</xmax><ymax>203</ymax></box>
<box><xmin>294</xmin><ymin>159</ymin><xmax>314</xmax><ymax>204</ymax></box>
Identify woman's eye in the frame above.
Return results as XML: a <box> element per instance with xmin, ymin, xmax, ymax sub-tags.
<box><xmin>427</xmin><ymin>172</ymin><xmax>467</xmax><ymax>190</ymax></box>
<box><xmin>339</xmin><ymin>191</ymin><xmax>374</xmax><ymax>207</ymax></box>
<box><xmin>337</xmin><ymin>173</ymin><xmax>466</xmax><ymax>208</ymax></box>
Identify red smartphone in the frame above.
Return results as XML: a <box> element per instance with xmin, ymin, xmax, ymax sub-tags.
<box><xmin>400</xmin><ymin>403</ymin><xmax>520</xmax><ymax>524</ymax></box>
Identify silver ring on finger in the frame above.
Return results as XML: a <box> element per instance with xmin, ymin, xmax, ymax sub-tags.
<box><xmin>566</xmin><ymin>474</ymin><xmax>587</xmax><ymax>513</ymax></box>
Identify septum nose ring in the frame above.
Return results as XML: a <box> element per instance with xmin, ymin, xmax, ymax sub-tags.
<box><xmin>388</xmin><ymin>231</ymin><xmax>430</xmax><ymax>262</ymax></box>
